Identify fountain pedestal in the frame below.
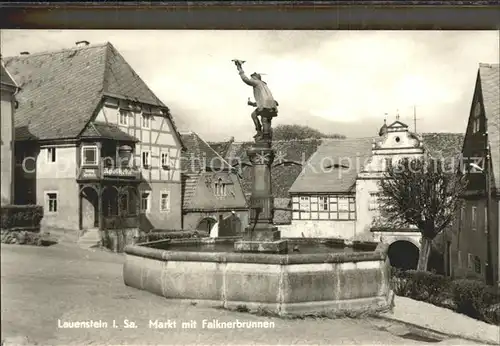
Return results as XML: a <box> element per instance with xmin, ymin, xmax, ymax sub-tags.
<box><xmin>234</xmin><ymin>111</ymin><xmax>288</xmax><ymax>254</ymax></box>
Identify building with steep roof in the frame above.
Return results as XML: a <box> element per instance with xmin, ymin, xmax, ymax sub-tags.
<box><xmin>283</xmin><ymin>119</ymin><xmax>464</xmax><ymax>268</ymax></box>
<box><xmin>447</xmin><ymin>63</ymin><xmax>499</xmax><ymax>287</ymax></box>
<box><xmin>180</xmin><ymin>132</ymin><xmax>248</xmax><ymax>236</ymax></box>
<box><xmin>1</xmin><ymin>61</ymin><xmax>20</xmax><ymax>205</ymax></box>
<box><xmin>210</xmin><ymin>118</ymin><xmax>463</xmax><ymax>269</ymax></box>
<box><xmin>4</xmin><ymin>42</ymin><xmax>185</xmax><ymax>239</ymax></box>
<box><xmin>212</xmin><ymin>137</ymin><xmax>324</xmax><ymax>225</ymax></box>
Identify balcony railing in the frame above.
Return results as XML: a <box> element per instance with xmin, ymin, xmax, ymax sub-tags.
<box><xmin>78</xmin><ymin>159</ymin><xmax>141</xmax><ymax>181</ymax></box>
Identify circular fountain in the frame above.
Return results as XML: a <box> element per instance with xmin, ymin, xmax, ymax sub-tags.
<box><xmin>123</xmin><ymin>62</ymin><xmax>393</xmax><ymax>316</ymax></box>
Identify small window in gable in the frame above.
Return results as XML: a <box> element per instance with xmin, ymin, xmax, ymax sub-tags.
<box><xmin>214</xmin><ymin>178</ymin><xmax>226</xmax><ymax>197</ymax></box>
<box><xmin>472</xmin><ymin>101</ymin><xmax>481</xmax><ymax>133</ymax></box>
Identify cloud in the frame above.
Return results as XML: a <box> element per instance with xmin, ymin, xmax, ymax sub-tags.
<box><xmin>1</xmin><ymin>30</ymin><xmax>498</xmax><ymax>141</ymax></box>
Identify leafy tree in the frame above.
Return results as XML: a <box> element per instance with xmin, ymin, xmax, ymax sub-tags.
<box><xmin>378</xmin><ymin>157</ymin><xmax>467</xmax><ymax>271</ymax></box>
<box><xmin>272</xmin><ymin>124</ymin><xmax>345</xmax><ymax>141</ymax></box>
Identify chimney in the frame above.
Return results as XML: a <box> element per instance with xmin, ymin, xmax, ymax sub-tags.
<box><xmin>20</xmin><ymin>52</ymin><xmax>30</xmax><ymax>55</ymax></box>
<box><xmin>75</xmin><ymin>41</ymin><xmax>90</xmax><ymax>48</ymax></box>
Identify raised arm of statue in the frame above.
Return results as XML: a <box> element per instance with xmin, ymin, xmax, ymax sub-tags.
<box><xmin>238</xmin><ymin>70</ymin><xmax>258</xmax><ymax>86</ymax></box>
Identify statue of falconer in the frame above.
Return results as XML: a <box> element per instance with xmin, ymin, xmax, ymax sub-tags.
<box><xmin>233</xmin><ymin>59</ymin><xmax>279</xmax><ymax>140</ymax></box>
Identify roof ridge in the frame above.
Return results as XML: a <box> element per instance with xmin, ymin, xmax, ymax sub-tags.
<box><xmin>194</xmin><ymin>131</ymin><xmax>233</xmax><ymax>168</ymax></box>
<box><xmin>105</xmin><ymin>44</ymin><xmax>165</xmax><ymax>107</ymax></box>
<box><xmin>479</xmin><ymin>62</ymin><xmax>500</xmax><ymax>68</ymax></box>
<box><xmin>101</xmin><ymin>42</ymin><xmax>111</xmax><ymax>95</ymax></box>
<box><xmin>3</xmin><ymin>42</ymin><xmax>109</xmax><ymax>60</ymax></box>
<box><xmin>230</xmin><ymin>136</ymin><xmax>344</xmax><ymax>145</ymax></box>
<box><xmin>0</xmin><ymin>61</ymin><xmax>19</xmax><ymax>88</ymax></box>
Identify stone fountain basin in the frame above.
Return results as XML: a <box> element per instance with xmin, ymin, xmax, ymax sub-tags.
<box><xmin>123</xmin><ymin>239</ymin><xmax>394</xmax><ymax>316</ymax></box>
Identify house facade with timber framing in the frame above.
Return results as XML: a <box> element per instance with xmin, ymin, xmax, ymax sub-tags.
<box><xmin>4</xmin><ymin>41</ymin><xmax>185</xmax><ymax>235</ymax></box>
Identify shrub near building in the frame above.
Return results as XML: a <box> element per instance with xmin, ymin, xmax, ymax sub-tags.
<box><xmin>391</xmin><ymin>268</ymin><xmax>500</xmax><ymax>325</ymax></box>
<box><xmin>0</xmin><ymin>204</ymin><xmax>44</xmax><ymax>245</ymax></box>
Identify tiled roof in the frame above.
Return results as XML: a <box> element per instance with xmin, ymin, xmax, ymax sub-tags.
<box><xmin>180</xmin><ymin>132</ymin><xmax>232</xmax><ymax>173</ymax></box>
<box><xmin>289</xmin><ymin>138</ymin><xmax>374</xmax><ymax>194</ymax></box>
<box><xmin>80</xmin><ymin>121</ymin><xmax>139</xmax><ymax>142</ymax></box>
<box><xmin>180</xmin><ymin>132</ymin><xmax>244</xmax><ymax>210</ymax></box>
<box><xmin>0</xmin><ymin>63</ymin><xmax>17</xmax><ymax>88</ymax></box>
<box><xmin>479</xmin><ymin>63</ymin><xmax>500</xmax><ymax>188</ymax></box>
<box><xmin>273</xmin><ymin>197</ymin><xmax>292</xmax><ymax>225</ymax></box>
<box><xmin>208</xmin><ymin>138</ymin><xmax>234</xmax><ymax>158</ymax></box>
<box><xmin>220</xmin><ymin>138</ymin><xmax>323</xmax><ymax>198</ymax></box>
<box><xmin>181</xmin><ymin>173</ymin><xmax>202</xmax><ymax>209</ymax></box>
<box><xmin>3</xmin><ymin>42</ymin><xmax>170</xmax><ymax>141</ymax></box>
<box><xmin>421</xmin><ymin>133</ymin><xmax>465</xmax><ymax>162</ymax></box>
<box><xmin>183</xmin><ymin>171</ymin><xmax>248</xmax><ymax>210</ymax></box>
<box><xmin>289</xmin><ymin>133</ymin><xmax>465</xmax><ymax>194</ymax></box>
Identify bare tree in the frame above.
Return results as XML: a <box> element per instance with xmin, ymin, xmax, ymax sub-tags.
<box><xmin>378</xmin><ymin>157</ymin><xmax>467</xmax><ymax>271</ymax></box>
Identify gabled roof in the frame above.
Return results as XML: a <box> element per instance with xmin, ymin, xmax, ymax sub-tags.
<box><xmin>181</xmin><ymin>173</ymin><xmax>202</xmax><ymax>209</ymax></box>
<box><xmin>289</xmin><ymin>133</ymin><xmax>465</xmax><ymax>194</ymax></box>
<box><xmin>220</xmin><ymin>138</ymin><xmax>323</xmax><ymax>198</ymax></box>
<box><xmin>208</xmin><ymin>139</ymin><xmax>234</xmax><ymax>158</ymax></box>
<box><xmin>387</xmin><ymin>120</ymin><xmax>409</xmax><ymax>129</ymax></box>
<box><xmin>289</xmin><ymin>138</ymin><xmax>374</xmax><ymax>194</ymax></box>
<box><xmin>182</xmin><ymin>171</ymin><xmax>247</xmax><ymax>210</ymax></box>
<box><xmin>421</xmin><ymin>133</ymin><xmax>465</xmax><ymax>161</ymax></box>
<box><xmin>180</xmin><ymin>131</ymin><xmax>232</xmax><ymax>173</ymax></box>
<box><xmin>0</xmin><ymin>63</ymin><xmax>18</xmax><ymax>89</ymax></box>
<box><xmin>180</xmin><ymin>132</ymin><xmax>244</xmax><ymax>209</ymax></box>
<box><xmin>80</xmin><ymin>121</ymin><xmax>139</xmax><ymax>142</ymax></box>
<box><xmin>479</xmin><ymin>63</ymin><xmax>499</xmax><ymax>188</ymax></box>
<box><xmin>3</xmin><ymin>42</ymin><xmax>176</xmax><ymax>141</ymax></box>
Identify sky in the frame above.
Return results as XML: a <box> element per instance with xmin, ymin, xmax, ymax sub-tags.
<box><xmin>1</xmin><ymin>30</ymin><xmax>498</xmax><ymax>141</ymax></box>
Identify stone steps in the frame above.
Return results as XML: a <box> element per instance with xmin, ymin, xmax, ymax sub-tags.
<box><xmin>78</xmin><ymin>228</ymin><xmax>101</xmax><ymax>249</ymax></box>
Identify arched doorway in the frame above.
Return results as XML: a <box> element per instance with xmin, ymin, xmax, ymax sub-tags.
<box><xmin>388</xmin><ymin>240</ymin><xmax>419</xmax><ymax>270</ymax></box>
<box><xmin>80</xmin><ymin>185</ymin><xmax>99</xmax><ymax>229</ymax></box>
<box><xmin>196</xmin><ymin>217</ymin><xmax>218</xmax><ymax>237</ymax></box>
<box><xmin>102</xmin><ymin>186</ymin><xmax>120</xmax><ymax>217</ymax></box>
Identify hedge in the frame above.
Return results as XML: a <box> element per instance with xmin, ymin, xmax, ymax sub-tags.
<box><xmin>391</xmin><ymin>268</ymin><xmax>500</xmax><ymax>325</ymax></box>
<box><xmin>0</xmin><ymin>204</ymin><xmax>43</xmax><ymax>231</ymax></box>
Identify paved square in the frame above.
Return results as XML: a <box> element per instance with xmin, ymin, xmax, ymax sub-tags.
<box><xmin>1</xmin><ymin>243</ymin><xmax>427</xmax><ymax>345</ymax></box>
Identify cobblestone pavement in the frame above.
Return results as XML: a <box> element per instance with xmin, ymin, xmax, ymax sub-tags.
<box><xmin>0</xmin><ymin>243</ymin><xmax>467</xmax><ymax>345</ymax></box>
